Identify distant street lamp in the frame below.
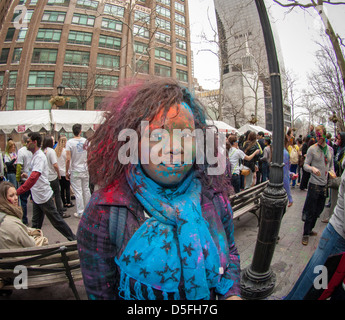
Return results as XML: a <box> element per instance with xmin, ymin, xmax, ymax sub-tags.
<box><xmin>249</xmin><ymin>113</ymin><xmax>258</xmax><ymax>125</ymax></box>
<box><xmin>57</xmin><ymin>84</ymin><xmax>65</xmax><ymax>96</ymax></box>
<box><xmin>329</xmin><ymin>111</ymin><xmax>338</xmax><ymax>137</ymax></box>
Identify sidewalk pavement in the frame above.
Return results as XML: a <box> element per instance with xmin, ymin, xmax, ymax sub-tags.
<box><xmin>1</xmin><ymin>186</ymin><xmax>330</xmax><ymax>300</ymax></box>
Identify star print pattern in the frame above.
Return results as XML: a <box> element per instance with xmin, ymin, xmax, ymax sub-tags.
<box><xmin>114</xmin><ymin>164</ymin><xmax>237</xmax><ymax>300</ymax></box>
<box><xmin>183</xmin><ymin>243</ymin><xmax>195</xmax><ymax>257</ymax></box>
<box><xmin>155</xmin><ymin>263</ymin><xmax>180</xmax><ymax>284</ymax></box>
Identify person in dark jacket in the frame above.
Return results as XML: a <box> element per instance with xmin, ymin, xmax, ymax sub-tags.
<box><xmin>242</xmin><ymin>131</ymin><xmax>261</xmax><ymax>189</ymax></box>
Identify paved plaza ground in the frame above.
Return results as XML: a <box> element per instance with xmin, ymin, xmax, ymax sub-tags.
<box><xmin>0</xmin><ymin>185</ymin><xmax>331</xmax><ymax>301</ymax></box>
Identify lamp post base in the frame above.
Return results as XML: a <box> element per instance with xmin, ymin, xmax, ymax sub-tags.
<box><xmin>241</xmin><ymin>267</ymin><xmax>276</xmax><ymax>300</ymax></box>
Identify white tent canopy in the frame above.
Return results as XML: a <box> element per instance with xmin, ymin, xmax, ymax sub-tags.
<box><xmin>206</xmin><ymin>120</ymin><xmax>239</xmax><ymax>134</ymax></box>
<box><xmin>238</xmin><ymin>124</ymin><xmax>272</xmax><ymax>136</ymax></box>
<box><xmin>0</xmin><ymin>110</ymin><xmax>51</xmax><ymax>134</ymax></box>
<box><xmin>51</xmin><ymin>110</ymin><xmax>105</xmax><ymax>132</ymax></box>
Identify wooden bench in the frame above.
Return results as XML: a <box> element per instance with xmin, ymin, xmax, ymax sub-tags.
<box><xmin>230</xmin><ymin>181</ymin><xmax>269</xmax><ymax>223</ymax></box>
<box><xmin>0</xmin><ymin>240</ymin><xmax>82</xmax><ymax>300</ymax></box>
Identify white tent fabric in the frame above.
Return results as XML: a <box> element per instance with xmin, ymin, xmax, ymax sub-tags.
<box><xmin>206</xmin><ymin>120</ymin><xmax>239</xmax><ymax>134</ymax></box>
<box><xmin>0</xmin><ymin>110</ymin><xmax>51</xmax><ymax>134</ymax></box>
<box><xmin>51</xmin><ymin>110</ymin><xmax>105</xmax><ymax>132</ymax></box>
<box><xmin>238</xmin><ymin>124</ymin><xmax>272</xmax><ymax>136</ymax></box>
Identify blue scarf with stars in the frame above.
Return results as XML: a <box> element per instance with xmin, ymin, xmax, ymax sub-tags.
<box><xmin>116</xmin><ymin>164</ymin><xmax>232</xmax><ymax>300</ymax></box>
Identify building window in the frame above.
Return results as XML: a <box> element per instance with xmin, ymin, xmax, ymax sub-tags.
<box><xmin>157</xmin><ymin>0</ymin><xmax>170</xmax><ymax>5</ymax></box>
<box><xmin>9</xmin><ymin>71</ymin><xmax>18</xmax><ymax>88</ymax></box>
<box><xmin>36</xmin><ymin>28</ymin><xmax>62</xmax><ymax>42</ymax></box>
<box><xmin>26</xmin><ymin>96</ymin><xmax>51</xmax><ymax>110</ymax></box>
<box><xmin>12</xmin><ymin>9</ymin><xmax>34</xmax><ymax>23</ymax></box>
<box><xmin>0</xmin><ymin>72</ymin><xmax>4</xmax><ymax>88</ymax></box>
<box><xmin>5</xmin><ymin>28</ymin><xmax>15</xmax><ymax>42</ymax></box>
<box><xmin>104</xmin><ymin>3</ymin><xmax>124</xmax><ymax>17</ymax></box>
<box><xmin>155</xmin><ymin>31</ymin><xmax>170</xmax><ymax>45</ymax></box>
<box><xmin>99</xmin><ymin>35</ymin><xmax>121</xmax><ymax>50</ymax></box>
<box><xmin>28</xmin><ymin>71</ymin><xmax>54</xmax><ymax>87</ymax></box>
<box><xmin>175</xmin><ymin>24</ymin><xmax>186</xmax><ymax>37</ymax></box>
<box><xmin>155</xmin><ymin>17</ymin><xmax>170</xmax><ymax>31</ymax></box>
<box><xmin>17</xmin><ymin>28</ymin><xmax>28</xmax><ymax>41</ymax></box>
<box><xmin>176</xmin><ymin>69</ymin><xmax>188</xmax><ymax>82</ymax></box>
<box><xmin>62</xmin><ymin>72</ymin><xmax>88</xmax><ymax>88</ymax></box>
<box><xmin>42</xmin><ymin>11</ymin><xmax>66</xmax><ymax>23</ymax></box>
<box><xmin>156</xmin><ymin>5</ymin><xmax>170</xmax><ymax>18</ymax></box>
<box><xmin>0</xmin><ymin>48</ymin><xmax>10</xmax><ymax>64</ymax></box>
<box><xmin>95</xmin><ymin>75</ymin><xmax>119</xmax><ymax>90</ymax></box>
<box><xmin>97</xmin><ymin>53</ymin><xmax>120</xmax><ymax>69</ymax></box>
<box><xmin>134</xmin><ymin>11</ymin><xmax>150</xmax><ymax>24</ymax></box>
<box><xmin>12</xmin><ymin>48</ymin><xmax>22</xmax><ymax>63</ymax></box>
<box><xmin>133</xmin><ymin>25</ymin><xmax>149</xmax><ymax>38</ymax></box>
<box><xmin>134</xmin><ymin>41</ymin><xmax>148</xmax><ymax>55</ymax></box>
<box><xmin>64</xmin><ymin>50</ymin><xmax>90</xmax><ymax>66</ymax></box>
<box><xmin>176</xmin><ymin>38</ymin><xmax>186</xmax><ymax>50</ymax></box>
<box><xmin>5</xmin><ymin>97</ymin><xmax>14</xmax><ymax>111</ymax></box>
<box><xmin>94</xmin><ymin>96</ymin><xmax>104</xmax><ymax>109</ymax></box>
<box><xmin>155</xmin><ymin>47</ymin><xmax>171</xmax><ymax>61</ymax></box>
<box><xmin>68</xmin><ymin>30</ymin><xmax>93</xmax><ymax>45</ymax></box>
<box><xmin>155</xmin><ymin>63</ymin><xmax>171</xmax><ymax>77</ymax></box>
<box><xmin>47</xmin><ymin>0</ymin><xmax>70</xmax><ymax>6</ymax></box>
<box><xmin>176</xmin><ymin>53</ymin><xmax>187</xmax><ymax>66</ymax></box>
<box><xmin>136</xmin><ymin>60</ymin><xmax>149</xmax><ymax>74</ymax></box>
<box><xmin>76</xmin><ymin>0</ymin><xmax>98</xmax><ymax>10</ymax></box>
<box><xmin>101</xmin><ymin>18</ymin><xmax>122</xmax><ymax>32</ymax></box>
<box><xmin>175</xmin><ymin>2</ymin><xmax>185</xmax><ymax>13</ymax></box>
<box><xmin>175</xmin><ymin>12</ymin><xmax>185</xmax><ymax>24</ymax></box>
<box><xmin>72</xmin><ymin>13</ymin><xmax>95</xmax><ymax>26</ymax></box>
<box><xmin>32</xmin><ymin>48</ymin><xmax>58</xmax><ymax>64</ymax></box>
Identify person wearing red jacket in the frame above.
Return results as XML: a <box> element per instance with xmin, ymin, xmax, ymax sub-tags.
<box><xmin>16</xmin><ymin>132</ymin><xmax>75</xmax><ymax>241</ymax></box>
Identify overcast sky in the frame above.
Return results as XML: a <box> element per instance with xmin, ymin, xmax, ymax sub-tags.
<box><xmin>188</xmin><ymin>0</ymin><xmax>345</xmax><ymax>91</ymax></box>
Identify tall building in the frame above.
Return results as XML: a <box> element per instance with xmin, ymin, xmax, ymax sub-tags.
<box><xmin>213</xmin><ymin>0</ymin><xmax>290</xmax><ymax>131</ymax></box>
<box><xmin>0</xmin><ymin>0</ymin><xmax>192</xmax><ymax>111</ymax></box>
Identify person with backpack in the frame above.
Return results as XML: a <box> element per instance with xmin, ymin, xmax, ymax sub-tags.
<box><xmin>76</xmin><ymin>78</ymin><xmax>241</xmax><ymax>300</ymax></box>
<box><xmin>288</xmin><ymin>138</ymin><xmax>299</xmax><ymax>188</ymax></box>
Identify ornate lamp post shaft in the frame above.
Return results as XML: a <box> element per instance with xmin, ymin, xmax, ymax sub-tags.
<box><xmin>240</xmin><ymin>0</ymin><xmax>287</xmax><ymax>299</ymax></box>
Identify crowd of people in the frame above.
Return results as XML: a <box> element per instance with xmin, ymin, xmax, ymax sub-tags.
<box><xmin>0</xmin><ymin>78</ymin><xmax>344</xmax><ymax>300</ymax></box>
<box><xmin>0</xmin><ymin>124</ymin><xmax>91</xmax><ymax>249</ymax></box>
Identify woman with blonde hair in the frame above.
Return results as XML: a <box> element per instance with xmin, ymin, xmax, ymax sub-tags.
<box><xmin>56</xmin><ymin>134</ymin><xmax>74</xmax><ymax>208</ymax></box>
<box><xmin>0</xmin><ymin>182</ymin><xmax>48</xmax><ymax>249</ymax></box>
<box><xmin>4</xmin><ymin>140</ymin><xmax>17</xmax><ymax>188</ymax></box>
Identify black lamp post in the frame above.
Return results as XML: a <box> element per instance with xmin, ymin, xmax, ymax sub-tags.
<box><xmin>57</xmin><ymin>83</ymin><xmax>65</xmax><ymax>96</ymax></box>
<box><xmin>240</xmin><ymin>0</ymin><xmax>287</xmax><ymax>299</ymax></box>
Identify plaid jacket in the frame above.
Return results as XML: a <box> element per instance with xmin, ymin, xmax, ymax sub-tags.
<box><xmin>77</xmin><ymin>174</ymin><xmax>241</xmax><ymax>300</ymax></box>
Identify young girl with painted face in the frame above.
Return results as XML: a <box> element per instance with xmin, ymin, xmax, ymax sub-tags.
<box><xmin>77</xmin><ymin>78</ymin><xmax>241</xmax><ymax>300</ymax></box>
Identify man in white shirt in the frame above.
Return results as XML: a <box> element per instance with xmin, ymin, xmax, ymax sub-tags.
<box><xmin>66</xmin><ymin>124</ymin><xmax>91</xmax><ymax>218</ymax></box>
<box><xmin>43</xmin><ymin>136</ymin><xmax>70</xmax><ymax>219</ymax></box>
<box><xmin>15</xmin><ymin>134</ymin><xmax>32</xmax><ymax>225</ymax></box>
<box><xmin>16</xmin><ymin>132</ymin><xmax>76</xmax><ymax>241</ymax></box>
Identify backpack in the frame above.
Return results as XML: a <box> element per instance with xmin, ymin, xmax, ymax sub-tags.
<box><xmin>289</xmin><ymin>146</ymin><xmax>299</xmax><ymax>164</ymax></box>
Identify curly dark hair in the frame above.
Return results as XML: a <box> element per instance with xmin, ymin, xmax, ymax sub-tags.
<box><xmin>87</xmin><ymin>77</ymin><xmax>232</xmax><ymax>194</ymax></box>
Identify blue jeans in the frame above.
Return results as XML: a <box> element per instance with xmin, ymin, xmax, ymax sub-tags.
<box><xmin>290</xmin><ymin>164</ymin><xmax>298</xmax><ymax>186</ymax></box>
<box><xmin>6</xmin><ymin>173</ymin><xmax>17</xmax><ymax>188</ymax></box>
<box><xmin>261</xmin><ymin>161</ymin><xmax>270</xmax><ymax>182</ymax></box>
<box><xmin>285</xmin><ymin>223</ymin><xmax>345</xmax><ymax>300</ymax></box>
<box><xmin>19</xmin><ymin>188</ymin><xmax>30</xmax><ymax>225</ymax></box>
<box><xmin>231</xmin><ymin>174</ymin><xmax>241</xmax><ymax>193</ymax></box>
